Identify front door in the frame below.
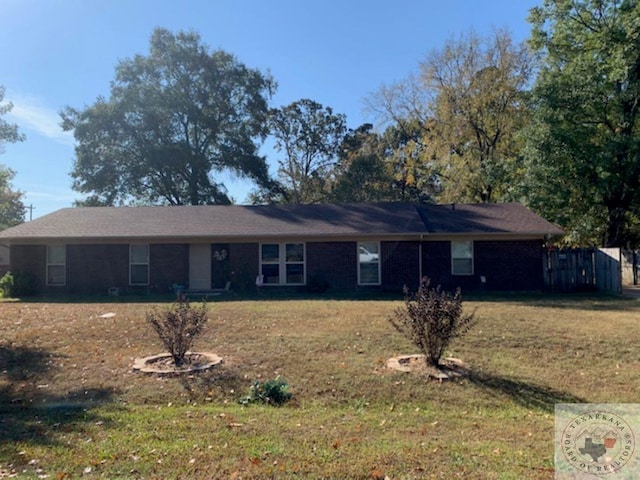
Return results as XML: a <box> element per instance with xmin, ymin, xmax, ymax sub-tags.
<box><xmin>189</xmin><ymin>244</ymin><xmax>211</xmax><ymax>290</ymax></box>
<box><xmin>211</xmin><ymin>243</ymin><xmax>230</xmax><ymax>289</ymax></box>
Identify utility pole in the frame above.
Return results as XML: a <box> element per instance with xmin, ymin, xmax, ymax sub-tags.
<box><xmin>27</xmin><ymin>204</ymin><xmax>35</xmax><ymax>221</ymax></box>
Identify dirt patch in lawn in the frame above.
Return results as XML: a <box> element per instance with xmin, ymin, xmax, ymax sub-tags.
<box><xmin>386</xmin><ymin>354</ymin><xmax>469</xmax><ymax>380</ymax></box>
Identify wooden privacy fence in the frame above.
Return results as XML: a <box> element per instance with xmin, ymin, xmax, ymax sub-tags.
<box><xmin>544</xmin><ymin>247</ymin><xmax>622</xmax><ymax>294</ymax></box>
<box><xmin>621</xmin><ymin>249</ymin><xmax>640</xmax><ymax>285</ymax></box>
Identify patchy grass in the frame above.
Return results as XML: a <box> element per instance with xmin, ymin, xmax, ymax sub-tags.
<box><xmin>1</xmin><ymin>294</ymin><xmax>638</xmax><ymax>478</ymax></box>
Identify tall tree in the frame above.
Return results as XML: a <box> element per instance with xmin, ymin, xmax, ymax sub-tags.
<box><xmin>525</xmin><ymin>0</ymin><xmax>640</xmax><ymax>246</ymax></box>
<box><xmin>367</xmin><ymin>29</ymin><xmax>532</xmax><ymax>204</ymax></box>
<box><xmin>268</xmin><ymin>99</ymin><xmax>347</xmax><ymax>204</ymax></box>
<box><xmin>381</xmin><ymin>120</ymin><xmax>438</xmax><ymax>203</ymax></box>
<box><xmin>61</xmin><ymin>28</ymin><xmax>276</xmax><ymax>206</ymax></box>
<box><xmin>421</xmin><ymin>29</ymin><xmax>533</xmax><ymax>203</ymax></box>
<box><xmin>0</xmin><ymin>86</ymin><xmax>25</xmax><ymax>153</ymax></box>
<box><xmin>331</xmin><ymin>124</ymin><xmax>396</xmax><ymax>203</ymax></box>
<box><xmin>330</xmin><ymin>122</ymin><xmax>437</xmax><ymax>203</ymax></box>
<box><xmin>0</xmin><ymin>166</ymin><xmax>25</xmax><ymax>229</ymax></box>
<box><xmin>0</xmin><ymin>86</ymin><xmax>25</xmax><ymax>228</ymax></box>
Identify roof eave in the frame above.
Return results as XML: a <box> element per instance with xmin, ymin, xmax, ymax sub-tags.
<box><xmin>0</xmin><ymin>229</ymin><xmax>561</xmax><ymax>244</ymax></box>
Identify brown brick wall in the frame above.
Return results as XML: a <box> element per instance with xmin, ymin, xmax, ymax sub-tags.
<box><xmin>475</xmin><ymin>240</ymin><xmax>544</xmax><ymax>291</ymax></box>
<box><xmin>422</xmin><ymin>240</ymin><xmax>544</xmax><ymax>292</ymax></box>
<box><xmin>66</xmin><ymin>244</ymin><xmax>129</xmax><ymax>294</ymax></box>
<box><xmin>381</xmin><ymin>241</ymin><xmax>421</xmax><ymax>293</ymax></box>
<box><xmin>421</xmin><ymin>241</ymin><xmax>451</xmax><ymax>288</ymax></box>
<box><xmin>9</xmin><ymin>238</ymin><xmax>546</xmax><ymax>296</ymax></box>
<box><xmin>307</xmin><ymin>241</ymin><xmax>358</xmax><ymax>291</ymax></box>
<box><xmin>150</xmin><ymin>244</ymin><xmax>189</xmax><ymax>293</ymax></box>
<box><xmin>12</xmin><ymin>243</ymin><xmax>192</xmax><ymax>295</ymax></box>
<box><xmin>67</xmin><ymin>243</ymin><xmax>192</xmax><ymax>294</ymax></box>
<box><xmin>229</xmin><ymin>243</ymin><xmax>259</xmax><ymax>292</ymax></box>
<box><xmin>10</xmin><ymin>245</ymin><xmax>46</xmax><ymax>292</ymax></box>
<box><xmin>67</xmin><ymin>244</ymin><xmax>191</xmax><ymax>295</ymax></box>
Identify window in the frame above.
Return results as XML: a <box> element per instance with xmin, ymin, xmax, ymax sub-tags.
<box><xmin>260</xmin><ymin>243</ymin><xmax>305</xmax><ymax>285</ymax></box>
<box><xmin>130</xmin><ymin>244</ymin><xmax>149</xmax><ymax>285</ymax></box>
<box><xmin>451</xmin><ymin>240</ymin><xmax>473</xmax><ymax>275</ymax></box>
<box><xmin>358</xmin><ymin>241</ymin><xmax>380</xmax><ymax>285</ymax></box>
<box><xmin>47</xmin><ymin>245</ymin><xmax>66</xmax><ymax>286</ymax></box>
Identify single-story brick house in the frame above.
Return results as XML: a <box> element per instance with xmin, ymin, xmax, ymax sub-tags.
<box><xmin>0</xmin><ymin>202</ymin><xmax>563</xmax><ymax>296</ymax></box>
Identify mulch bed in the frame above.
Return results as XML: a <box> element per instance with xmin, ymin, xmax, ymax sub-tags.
<box><xmin>133</xmin><ymin>352</ymin><xmax>223</xmax><ymax>375</ymax></box>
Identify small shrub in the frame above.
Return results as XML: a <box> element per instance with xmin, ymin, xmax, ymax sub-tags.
<box><xmin>0</xmin><ymin>271</ymin><xmax>37</xmax><ymax>298</ymax></box>
<box><xmin>146</xmin><ymin>297</ymin><xmax>208</xmax><ymax>366</ymax></box>
<box><xmin>240</xmin><ymin>376</ymin><xmax>292</xmax><ymax>406</ymax></box>
<box><xmin>0</xmin><ymin>271</ymin><xmax>13</xmax><ymax>297</ymax></box>
<box><xmin>390</xmin><ymin>277</ymin><xmax>476</xmax><ymax>367</ymax></box>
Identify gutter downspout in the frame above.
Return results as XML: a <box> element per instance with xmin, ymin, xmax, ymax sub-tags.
<box><xmin>419</xmin><ymin>234</ymin><xmax>424</xmax><ymax>282</ymax></box>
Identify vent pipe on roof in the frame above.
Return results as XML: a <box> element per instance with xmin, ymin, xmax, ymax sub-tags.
<box><xmin>451</xmin><ymin>203</ymin><xmax>455</xmax><ymax>210</ymax></box>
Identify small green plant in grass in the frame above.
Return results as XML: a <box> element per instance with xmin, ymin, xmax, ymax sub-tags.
<box><xmin>240</xmin><ymin>376</ymin><xmax>292</xmax><ymax>406</ymax></box>
<box><xmin>146</xmin><ymin>297</ymin><xmax>208</xmax><ymax>367</ymax></box>
<box><xmin>390</xmin><ymin>277</ymin><xmax>476</xmax><ymax>367</ymax></box>
<box><xmin>0</xmin><ymin>271</ymin><xmax>13</xmax><ymax>297</ymax></box>
<box><xmin>0</xmin><ymin>271</ymin><xmax>37</xmax><ymax>298</ymax></box>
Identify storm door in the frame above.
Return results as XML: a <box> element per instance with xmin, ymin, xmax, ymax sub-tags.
<box><xmin>189</xmin><ymin>244</ymin><xmax>212</xmax><ymax>290</ymax></box>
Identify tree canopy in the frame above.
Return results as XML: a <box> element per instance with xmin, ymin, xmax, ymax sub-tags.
<box><xmin>0</xmin><ymin>86</ymin><xmax>25</xmax><ymax>229</ymax></box>
<box><xmin>45</xmin><ymin>12</ymin><xmax>640</xmax><ymax>246</ymax></box>
<box><xmin>267</xmin><ymin>99</ymin><xmax>347</xmax><ymax>204</ymax></box>
<box><xmin>366</xmin><ymin>29</ymin><xmax>533</xmax><ymax>204</ymax></box>
<box><xmin>524</xmin><ymin>0</ymin><xmax>640</xmax><ymax>246</ymax></box>
<box><xmin>62</xmin><ymin>28</ymin><xmax>276</xmax><ymax>206</ymax></box>
<box><xmin>0</xmin><ymin>166</ymin><xmax>26</xmax><ymax>230</ymax></box>
<box><xmin>330</xmin><ymin>124</ymin><xmax>393</xmax><ymax>203</ymax></box>
<box><xmin>421</xmin><ymin>29</ymin><xmax>533</xmax><ymax>203</ymax></box>
<box><xmin>331</xmin><ymin>122</ymin><xmax>436</xmax><ymax>203</ymax></box>
<box><xmin>0</xmin><ymin>86</ymin><xmax>25</xmax><ymax>153</ymax></box>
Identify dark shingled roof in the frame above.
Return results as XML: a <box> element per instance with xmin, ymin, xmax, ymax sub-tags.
<box><xmin>0</xmin><ymin>202</ymin><xmax>563</xmax><ymax>241</ymax></box>
<box><xmin>416</xmin><ymin>203</ymin><xmax>564</xmax><ymax>234</ymax></box>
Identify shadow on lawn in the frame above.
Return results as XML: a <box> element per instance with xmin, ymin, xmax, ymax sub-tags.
<box><xmin>0</xmin><ymin>343</ymin><xmax>118</xmax><ymax>464</ymax></box>
<box><xmin>13</xmin><ymin>290</ymin><xmax>640</xmax><ymax>312</ymax></box>
<box><xmin>176</xmin><ymin>364</ymin><xmax>249</xmax><ymax>402</ymax></box>
<box><xmin>0</xmin><ymin>344</ymin><xmax>52</xmax><ymax>383</ymax></box>
<box><xmin>466</xmin><ymin>369</ymin><xmax>585</xmax><ymax>412</ymax></box>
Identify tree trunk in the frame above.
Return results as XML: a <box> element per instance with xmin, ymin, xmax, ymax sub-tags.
<box><xmin>604</xmin><ymin>206</ymin><xmax>627</xmax><ymax>247</ymax></box>
<box><xmin>189</xmin><ymin>164</ymin><xmax>201</xmax><ymax>205</ymax></box>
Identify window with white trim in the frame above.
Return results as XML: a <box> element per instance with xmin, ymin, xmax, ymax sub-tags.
<box><xmin>260</xmin><ymin>243</ymin><xmax>305</xmax><ymax>285</ymax></box>
<box><xmin>46</xmin><ymin>245</ymin><xmax>66</xmax><ymax>286</ymax></box>
<box><xmin>130</xmin><ymin>244</ymin><xmax>150</xmax><ymax>285</ymax></box>
<box><xmin>451</xmin><ymin>240</ymin><xmax>473</xmax><ymax>275</ymax></box>
<box><xmin>358</xmin><ymin>241</ymin><xmax>380</xmax><ymax>285</ymax></box>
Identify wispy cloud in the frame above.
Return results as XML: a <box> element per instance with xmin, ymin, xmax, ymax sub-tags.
<box><xmin>7</xmin><ymin>93</ymin><xmax>75</xmax><ymax>147</ymax></box>
<box><xmin>15</xmin><ymin>183</ymin><xmax>78</xmax><ymax>218</ymax></box>
<box><xmin>24</xmin><ymin>189</ymin><xmax>76</xmax><ymax>202</ymax></box>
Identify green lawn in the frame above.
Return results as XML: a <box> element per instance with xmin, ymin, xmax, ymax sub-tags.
<box><xmin>1</xmin><ymin>294</ymin><xmax>638</xmax><ymax>479</ymax></box>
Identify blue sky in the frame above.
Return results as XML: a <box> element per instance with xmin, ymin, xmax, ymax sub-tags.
<box><xmin>1</xmin><ymin>0</ymin><xmax>539</xmax><ymax>219</ymax></box>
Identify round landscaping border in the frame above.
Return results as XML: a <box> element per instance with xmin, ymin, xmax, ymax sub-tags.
<box><xmin>133</xmin><ymin>352</ymin><xmax>223</xmax><ymax>375</ymax></box>
<box><xmin>386</xmin><ymin>354</ymin><xmax>468</xmax><ymax>381</ymax></box>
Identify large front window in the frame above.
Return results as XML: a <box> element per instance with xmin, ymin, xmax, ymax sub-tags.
<box><xmin>46</xmin><ymin>245</ymin><xmax>66</xmax><ymax>286</ymax></box>
<box><xmin>451</xmin><ymin>240</ymin><xmax>473</xmax><ymax>275</ymax></box>
<box><xmin>358</xmin><ymin>241</ymin><xmax>380</xmax><ymax>285</ymax></box>
<box><xmin>260</xmin><ymin>243</ymin><xmax>305</xmax><ymax>285</ymax></box>
<box><xmin>130</xmin><ymin>244</ymin><xmax>149</xmax><ymax>285</ymax></box>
